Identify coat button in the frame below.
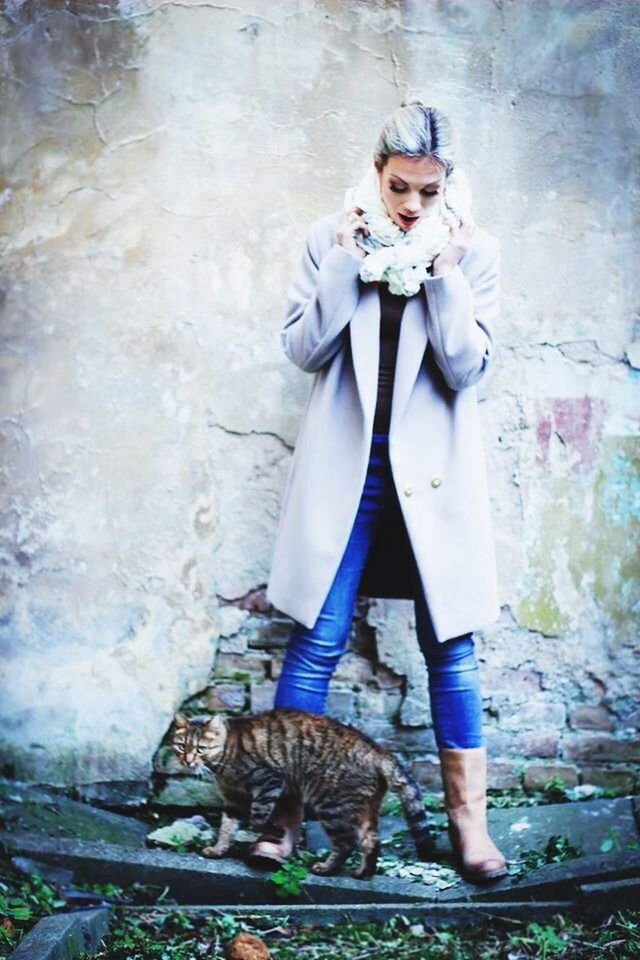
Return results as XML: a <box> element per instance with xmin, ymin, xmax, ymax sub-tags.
<box><xmin>404</xmin><ymin>485</ymin><xmax>413</xmax><ymax>497</ymax></box>
<box><xmin>430</xmin><ymin>475</ymin><xmax>442</xmax><ymax>488</ymax></box>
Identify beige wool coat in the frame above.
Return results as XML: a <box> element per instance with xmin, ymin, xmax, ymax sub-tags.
<box><xmin>266</xmin><ymin>210</ymin><xmax>501</xmax><ymax>643</ymax></box>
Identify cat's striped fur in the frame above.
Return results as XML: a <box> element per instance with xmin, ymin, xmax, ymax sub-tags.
<box><xmin>171</xmin><ymin>707</ymin><xmax>435</xmax><ymax>879</ymax></box>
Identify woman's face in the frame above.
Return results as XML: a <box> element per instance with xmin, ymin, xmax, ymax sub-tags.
<box><xmin>377</xmin><ymin>154</ymin><xmax>446</xmax><ymax>231</ymax></box>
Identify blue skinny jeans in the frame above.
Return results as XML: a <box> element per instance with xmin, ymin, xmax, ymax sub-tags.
<box><xmin>274</xmin><ymin>432</ymin><xmax>485</xmax><ymax>749</ymax></box>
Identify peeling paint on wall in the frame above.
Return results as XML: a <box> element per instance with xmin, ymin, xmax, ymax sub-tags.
<box><xmin>0</xmin><ymin>0</ymin><xmax>638</xmax><ymax>786</ymax></box>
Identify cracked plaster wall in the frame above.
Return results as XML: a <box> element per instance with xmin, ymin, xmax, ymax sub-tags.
<box><xmin>0</xmin><ymin>0</ymin><xmax>638</xmax><ymax>787</ymax></box>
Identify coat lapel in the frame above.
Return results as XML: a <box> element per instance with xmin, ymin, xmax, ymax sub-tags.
<box><xmin>349</xmin><ymin>284</ymin><xmax>380</xmax><ymax>429</ymax></box>
<box><xmin>389</xmin><ymin>289</ymin><xmax>428</xmax><ymax>436</ymax></box>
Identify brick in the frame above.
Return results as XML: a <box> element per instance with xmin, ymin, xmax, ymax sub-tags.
<box><xmin>564</xmin><ymin>734</ymin><xmax>640</xmax><ymax>764</ymax></box>
<box><xmin>218</xmin><ymin>634</ymin><xmax>249</xmax><ymax>654</ymax></box>
<box><xmin>399</xmin><ymin>692</ymin><xmax>430</xmax><ymax>727</ymax></box>
<box><xmin>499</xmin><ymin>700</ymin><xmax>567</xmax><ymax>729</ymax></box>
<box><xmin>196</xmin><ymin>684</ymin><xmax>247</xmax><ymax>713</ymax></box>
<box><xmin>250</xmin><ymin>681</ymin><xmax>276</xmax><ymax>713</ymax></box>
<box><xmin>213</xmin><ymin>653</ymin><xmax>269</xmax><ymax>681</ymax></box>
<box><xmin>377</xmin><ymin>727</ymin><xmax>437</xmax><ymax>754</ymax></box>
<box><xmin>332</xmin><ymin>652</ymin><xmax>374</xmax><ymax>684</ymax></box>
<box><xmin>372</xmin><ymin>664</ymin><xmax>405</xmax><ymax>690</ymax></box>
<box><xmin>412</xmin><ymin>756</ymin><xmax>522</xmax><ymax>792</ymax></box>
<box><xmin>357</xmin><ymin>687</ymin><xmax>403</xmax><ymax>719</ymax></box>
<box><xmin>579</xmin><ymin>766</ymin><xmax>638</xmax><ymax>793</ymax></box>
<box><xmin>349</xmin><ymin>717</ymin><xmax>397</xmax><ymax>742</ymax></box>
<box><xmin>411</xmin><ymin>757</ymin><xmax>442</xmax><ymax>789</ymax></box>
<box><xmin>248</xmin><ymin>619</ymin><xmax>292</xmax><ymax>649</ymax></box>
<box><xmin>486</xmin><ymin>760</ymin><xmax>523</xmax><ymax>791</ymax></box>
<box><xmin>269</xmin><ymin>652</ymin><xmax>284</xmax><ymax>679</ymax></box>
<box><xmin>523</xmin><ymin>763</ymin><xmax>579</xmax><ymax>791</ymax></box>
<box><xmin>484</xmin><ymin>727</ymin><xmax>560</xmax><ymax>759</ymax></box>
<box><xmin>569</xmin><ymin>704</ymin><xmax>615</xmax><ymax>731</ymax></box>
<box><xmin>326</xmin><ymin>689</ymin><xmax>357</xmax><ymax>720</ymax></box>
<box><xmin>481</xmin><ymin>667</ymin><xmax>542</xmax><ymax>704</ymax></box>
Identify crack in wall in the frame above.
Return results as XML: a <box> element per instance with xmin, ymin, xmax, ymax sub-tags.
<box><xmin>208</xmin><ymin>421</ymin><xmax>294</xmax><ymax>453</ymax></box>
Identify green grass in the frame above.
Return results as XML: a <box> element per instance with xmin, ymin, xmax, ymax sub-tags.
<box><xmin>87</xmin><ymin>908</ymin><xmax>640</xmax><ymax>959</ymax></box>
<box><xmin>2</xmin><ymin>853</ymin><xmax>639</xmax><ymax>960</ymax></box>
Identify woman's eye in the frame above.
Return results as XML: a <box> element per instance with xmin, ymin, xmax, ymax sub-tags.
<box><xmin>389</xmin><ymin>184</ymin><xmax>439</xmax><ymax>196</ymax></box>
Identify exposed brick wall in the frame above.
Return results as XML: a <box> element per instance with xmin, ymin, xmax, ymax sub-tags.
<box><xmin>153</xmin><ymin>593</ymin><xmax>639</xmax><ymax>804</ymax></box>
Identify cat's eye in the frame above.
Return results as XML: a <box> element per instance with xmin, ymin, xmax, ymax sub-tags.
<box><xmin>196</xmin><ymin>745</ymin><xmax>206</xmax><ymax>753</ymax></box>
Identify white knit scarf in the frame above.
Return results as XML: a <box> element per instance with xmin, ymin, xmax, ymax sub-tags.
<box><xmin>343</xmin><ymin>164</ymin><xmax>473</xmax><ymax>296</ymax></box>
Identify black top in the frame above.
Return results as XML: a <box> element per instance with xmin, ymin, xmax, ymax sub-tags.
<box><xmin>372</xmin><ymin>283</ymin><xmax>410</xmax><ymax>434</ymax></box>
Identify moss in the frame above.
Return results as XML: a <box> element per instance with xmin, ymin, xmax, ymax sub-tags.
<box><xmin>517</xmin><ymin>437</ymin><xmax>640</xmax><ymax>639</ymax></box>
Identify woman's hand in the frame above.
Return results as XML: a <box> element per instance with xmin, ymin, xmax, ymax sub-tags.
<box><xmin>336</xmin><ymin>204</ymin><xmax>368</xmax><ymax>259</ymax></box>
<box><xmin>431</xmin><ymin>211</ymin><xmax>478</xmax><ymax>275</ymax></box>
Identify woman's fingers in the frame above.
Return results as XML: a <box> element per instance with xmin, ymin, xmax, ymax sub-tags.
<box><xmin>347</xmin><ymin>206</ymin><xmax>369</xmax><ymax>235</ymax></box>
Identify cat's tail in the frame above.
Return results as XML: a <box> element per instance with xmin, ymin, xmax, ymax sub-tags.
<box><xmin>380</xmin><ymin>753</ymin><xmax>437</xmax><ymax>861</ymax></box>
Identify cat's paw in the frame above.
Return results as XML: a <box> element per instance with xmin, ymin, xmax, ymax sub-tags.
<box><xmin>201</xmin><ymin>845</ymin><xmax>227</xmax><ymax>859</ymax></box>
<box><xmin>310</xmin><ymin>860</ymin><xmax>333</xmax><ymax>875</ymax></box>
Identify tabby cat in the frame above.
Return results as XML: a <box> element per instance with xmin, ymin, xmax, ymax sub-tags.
<box><xmin>170</xmin><ymin>707</ymin><xmax>435</xmax><ymax>879</ymax></box>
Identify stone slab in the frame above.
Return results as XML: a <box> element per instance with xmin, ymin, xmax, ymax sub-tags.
<box><xmin>306</xmin><ymin>796</ymin><xmax>640</xmax><ymax>866</ymax></box>
<box><xmin>473</xmin><ymin>850</ymin><xmax>640</xmax><ymax>903</ymax></box>
<box><xmin>4</xmin><ymin>826</ymin><xmax>639</xmax><ymax>913</ymax></box>
<box><xmin>73</xmin><ymin>781</ymin><xmax>150</xmax><ymax>809</ymax></box>
<box><xmin>578</xmin><ymin>876</ymin><xmax>640</xmax><ymax>920</ymax></box>
<box><xmin>0</xmin><ymin>832</ymin><xmax>439</xmax><ymax>906</ymax></box>
<box><xmin>8</xmin><ymin>908</ymin><xmax>110</xmax><ymax>960</ymax></box>
<box><xmin>0</xmin><ymin>779</ymin><xmax>148</xmax><ymax>848</ymax></box>
<box><xmin>124</xmin><ymin>900</ymin><xmax>580</xmax><ymax>927</ymax></box>
<box><xmin>486</xmin><ymin>796</ymin><xmax>640</xmax><ymax>859</ymax></box>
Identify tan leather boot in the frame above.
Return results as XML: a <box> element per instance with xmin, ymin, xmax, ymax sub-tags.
<box><xmin>247</xmin><ymin>795</ymin><xmax>304</xmax><ymax>869</ymax></box>
<box><xmin>439</xmin><ymin>746</ymin><xmax>508</xmax><ymax>883</ymax></box>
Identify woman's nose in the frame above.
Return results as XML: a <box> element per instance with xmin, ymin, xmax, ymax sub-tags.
<box><xmin>405</xmin><ymin>194</ymin><xmax>422</xmax><ymax>213</ymax></box>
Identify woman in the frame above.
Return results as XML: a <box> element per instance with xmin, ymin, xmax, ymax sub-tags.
<box><xmin>257</xmin><ymin>98</ymin><xmax>507</xmax><ymax>883</ymax></box>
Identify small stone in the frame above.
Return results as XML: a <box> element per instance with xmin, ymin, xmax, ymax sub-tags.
<box><xmin>153</xmin><ymin>776</ymin><xmax>221</xmax><ymax>807</ymax></box>
<box><xmin>226</xmin><ymin>931</ymin><xmax>271</xmax><ymax>960</ymax></box>
<box><xmin>147</xmin><ymin>815</ymin><xmax>214</xmax><ymax>848</ymax></box>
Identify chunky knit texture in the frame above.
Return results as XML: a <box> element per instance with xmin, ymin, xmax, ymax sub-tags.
<box><xmin>343</xmin><ymin>163</ymin><xmax>473</xmax><ymax>295</ymax></box>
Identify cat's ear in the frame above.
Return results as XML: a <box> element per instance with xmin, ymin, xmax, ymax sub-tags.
<box><xmin>174</xmin><ymin>713</ymin><xmax>189</xmax><ymax>728</ymax></box>
<box><xmin>207</xmin><ymin>713</ymin><xmax>226</xmax><ymax>728</ymax></box>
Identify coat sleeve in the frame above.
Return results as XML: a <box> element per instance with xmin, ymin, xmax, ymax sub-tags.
<box><xmin>423</xmin><ymin>236</ymin><xmax>500</xmax><ymax>391</ymax></box>
<box><xmin>281</xmin><ymin>220</ymin><xmax>363</xmax><ymax>372</ymax></box>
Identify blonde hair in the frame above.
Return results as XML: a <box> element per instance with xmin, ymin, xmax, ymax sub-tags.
<box><xmin>373</xmin><ymin>97</ymin><xmax>458</xmax><ymax>176</ymax></box>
